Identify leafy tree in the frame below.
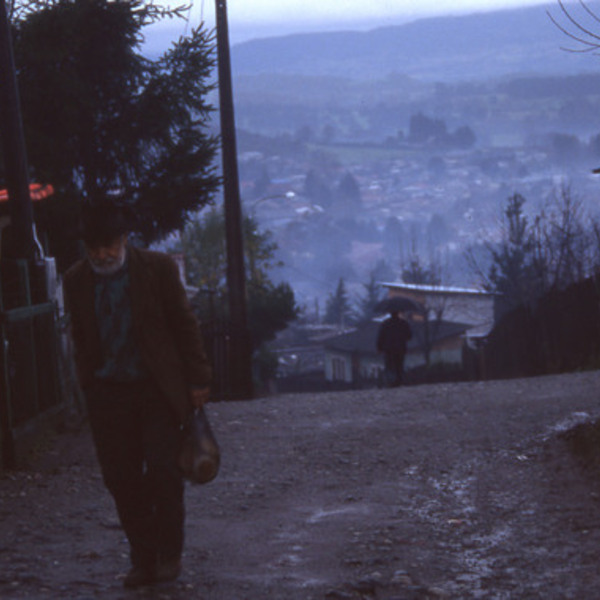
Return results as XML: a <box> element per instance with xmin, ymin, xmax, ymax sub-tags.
<box><xmin>303</xmin><ymin>169</ymin><xmax>332</xmax><ymax>207</ymax></box>
<box><xmin>336</xmin><ymin>172</ymin><xmax>362</xmax><ymax>208</ymax></box>
<box><xmin>407</xmin><ymin>112</ymin><xmax>475</xmax><ymax>149</ymax></box>
<box><xmin>247</xmin><ymin>278</ymin><xmax>297</xmax><ymax>350</ymax></box>
<box><xmin>11</xmin><ymin>0</ymin><xmax>219</xmax><ymax>268</ymax></box>
<box><xmin>324</xmin><ymin>277</ymin><xmax>354</xmax><ymax>327</ymax></box>
<box><xmin>180</xmin><ymin>208</ymin><xmax>227</xmax><ymax>291</ymax></box>
<box><xmin>451</xmin><ymin>125</ymin><xmax>476</xmax><ymax>149</ymax></box>
<box><xmin>243</xmin><ymin>216</ymin><xmax>281</xmax><ymax>289</ymax></box>
<box><xmin>181</xmin><ymin>208</ymin><xmax>298</xmax><ymax>351</ymax></box>
<box><xmin>408</xmin><ymin>112</ymin><xmax>447</xmax><ymax>145</ymax></box>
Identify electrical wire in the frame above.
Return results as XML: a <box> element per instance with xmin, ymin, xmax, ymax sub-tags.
<box><xmin>183</xmin><ymin>0</ymin><xmax>192</xmax><ymax>36</ymax></box>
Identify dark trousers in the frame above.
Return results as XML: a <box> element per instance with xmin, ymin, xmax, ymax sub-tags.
<box><xmin>384</xmin><ymin>352</ymin><xmax>405</xmax><ymax>387</ymax></box>
<box><xmin>86</xmin><ymin>379</ymin><xmax>184</xmax><ymax>568</ymax></box>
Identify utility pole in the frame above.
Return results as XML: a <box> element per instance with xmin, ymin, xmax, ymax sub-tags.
<box><xmin>215</xmin><ymin>0</ymin><xmax>253</xmax><ymax>399</ymax></box>
<box><xmin>0</xmin><ymin>0</ymin><xmax>36</xmax><ymax>259</ymax></box>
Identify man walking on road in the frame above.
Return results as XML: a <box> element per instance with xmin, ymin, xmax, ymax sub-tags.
<box><xmin>63</xmin><ymin>200</ymin><xmax>212</xmax><ymax>588</ymax></box>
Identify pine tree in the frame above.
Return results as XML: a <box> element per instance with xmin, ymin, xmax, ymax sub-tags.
<box><xmin>324</xmin><ymin>278</ymin><xmax>353</xmax><ymax>327</ymax></box>
<box><xmin>336</xmin><ymin>172</ymin><xmax>362</xmax><ymax>209</ymax></box>
<box><xmin>181</xmin><ymin>209</ymin><xmax>298</xmax><ymax>350</ymax></box>
<box><xmin>488</xmin><ymin>193</ymin><xmax>538</xmax><ymax>309</ymax></box>
<box><xmin>11</xmin><ymin>0</ymin><xmax>219</xmax><ymax>268</ymax></box>
<box><xmin>356</xmin><ymin>274</ymin><xmax>383</xmax><ymax>325</ymax></box>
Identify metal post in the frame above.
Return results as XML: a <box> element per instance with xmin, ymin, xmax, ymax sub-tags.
<box><xmin>215</xmin><ymin>0</ymin><xmax>253</xmax><ymax>398</ymax></box>
<box><xmin>0</xmin><ymin>0</ymin><xmax>36</xmax><ymax>260</ymax></box>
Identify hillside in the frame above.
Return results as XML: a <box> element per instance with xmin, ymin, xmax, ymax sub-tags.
<box><xmin>231</xmin><ymin>3</ymin><xmax>599</xmax><ymax>82</ymax></box>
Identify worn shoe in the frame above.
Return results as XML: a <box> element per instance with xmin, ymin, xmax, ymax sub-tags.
<box><xmin>123</xmin><ymin>565</ymin><xmax>156</xmax><ymax>588</ymax></box>
<box><xmin>156</xmin><ymin>558</ymin><xmax>182</xmax><ymax>583</ymax></box>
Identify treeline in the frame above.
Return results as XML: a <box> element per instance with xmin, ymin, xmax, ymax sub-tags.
<box><xmin>532</xmin><ymin>131</ymin><xmax>600</xmax><ymax>167</ymax></box>
<box><xmin>476</xmin><ymin>276</ymin><xmax>600</xmax><ymax>380</ymax></box>
<box><xmin>469</xmin><ymin>190</ymin><xmax>600</xmax><ymax>315</ymax></box>
<box><xmin>396</xmin><ymin>113</ymin><xmax>476</xmax><ymax>149</ymax></box>
<box><xmin>501</xmin><ymin>74</ymin><xmax>600</xmax><ymax>99</ymax></box>
<box><xmin>467</xmin><ymin>189</ymin><xmax>600</xmax><ymax>379</ymax></box>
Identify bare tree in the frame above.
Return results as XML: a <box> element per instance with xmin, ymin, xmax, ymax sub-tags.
<box><xmin>547</xmin><ymin>0</ymin><xmax>600</xmax><ymax>54</ymax></box>
<box><xmin>468</xmin><ymin>189</ymin><xmax>600</xmax><ymax>313</ymax></box>
<box><xmin>591</xmin><ymin>218</ymin><xmax>600</xmax><ymax>268</ymax></box>
<box><xmin>400</xmin><ymin>252</ymin><xmax>447</xmax><ymax>367</ymax></box>
<box><xmin>538</xmin><ymin>186</ymin><xmax>593</xmax><ymax>289</ymax></box>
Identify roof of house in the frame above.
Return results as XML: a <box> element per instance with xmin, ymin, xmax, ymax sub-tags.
<box><xmin>380</xmin><ymin>281</ymin><xmax>498</xmax><ymax>297</ymax></box>
<box><xmin>324</xmin><ymin>319</ymin><xmax>471</xmax><ymax>355</ymax></box>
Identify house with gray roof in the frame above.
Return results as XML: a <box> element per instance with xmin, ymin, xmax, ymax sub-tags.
<box><xmin>324</xmin><ymin>318</ymin><xmax>470</xmax><ymax>385</ymax></box>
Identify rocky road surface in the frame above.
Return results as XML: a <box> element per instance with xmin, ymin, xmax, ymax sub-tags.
<box><xmin>2</xmin><ymin>371</ymin><xmax>600</xmax><ymax>599</ymax></box>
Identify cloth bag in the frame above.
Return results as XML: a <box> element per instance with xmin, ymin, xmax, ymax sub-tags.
<box><xmin>178</xmin><ymin>407</ymin><xmax>220</xmax><ymax>484</ymax></box>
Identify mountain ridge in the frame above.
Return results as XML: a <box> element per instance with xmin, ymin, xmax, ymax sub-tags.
<box><xmin>231</xmin><ymin>3</ymin><xmax>600</xmax><ymax>82</ymax></box>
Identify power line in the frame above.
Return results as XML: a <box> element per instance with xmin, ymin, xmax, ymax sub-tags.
<box><xmin>182</xmin><ymin>0</ymin><xmax>192</xmax><ymax>36</ymax></box>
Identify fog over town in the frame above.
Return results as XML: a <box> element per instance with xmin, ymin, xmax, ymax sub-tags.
<box><xmin>180</xmin><ymin>2</ymin><xmax>600</xmax><ymax>319</ymax></box>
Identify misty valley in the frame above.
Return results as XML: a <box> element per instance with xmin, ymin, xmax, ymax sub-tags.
<box><xmin>221</xmin><ymin>3</ymin><xmax>600</xmax><ymax>320</ymax></box>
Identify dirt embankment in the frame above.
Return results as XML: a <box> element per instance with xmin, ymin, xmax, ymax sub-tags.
<box><xmin>2</xmin><ymin>370</ymin><xmax>600</xmax><ymax>599</ymax></box>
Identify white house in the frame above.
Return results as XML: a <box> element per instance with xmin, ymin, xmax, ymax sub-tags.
<box><xmin>380</xmin><ymin>281</ymin><xmax>498</xmax><ymax>338</ymax></box>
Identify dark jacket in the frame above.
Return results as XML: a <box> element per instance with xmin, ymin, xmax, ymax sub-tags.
<box><xmin>63</xmin><ymin>246</ymin><xmax>212</xmax><ymax>424</ymax></box>
<box><xmin>376</xmin><ymin>315</ymin><xmax>412</xmax><ymax>354</ymax></box>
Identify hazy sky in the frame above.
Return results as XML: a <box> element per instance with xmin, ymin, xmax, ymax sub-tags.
<box><xmin>146</xmin><ymin>0</ymin><xmax>555</xmax><ymax>49</ymax></box>
<box><xmin>224</xmin><ymin>0</ymin><xmax>550</xmax><ymax>26</ymax></box>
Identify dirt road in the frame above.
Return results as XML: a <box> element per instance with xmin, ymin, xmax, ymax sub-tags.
<box><xmin>2</xmin><ymin>370</ymin><xmax>600</xmax><ymax>599</ymax></box>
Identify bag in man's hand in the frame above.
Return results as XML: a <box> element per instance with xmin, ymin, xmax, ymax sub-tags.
<box><xmin>178</xmin><ymin>407</ymin><xmax>220</xmax><ymax>484</ymax></box>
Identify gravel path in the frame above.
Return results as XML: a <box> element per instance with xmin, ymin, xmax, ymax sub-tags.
<box><xmin>2</xmin><ymin>370</ymin><xmax>600</xmax><ymax>599</ymax></box>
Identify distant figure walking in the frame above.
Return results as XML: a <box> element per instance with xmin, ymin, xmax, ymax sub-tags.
<box><xmin>376</xmin><ymin>312</ymin><xmax>412</xmax><ymax>387</ymax></box>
